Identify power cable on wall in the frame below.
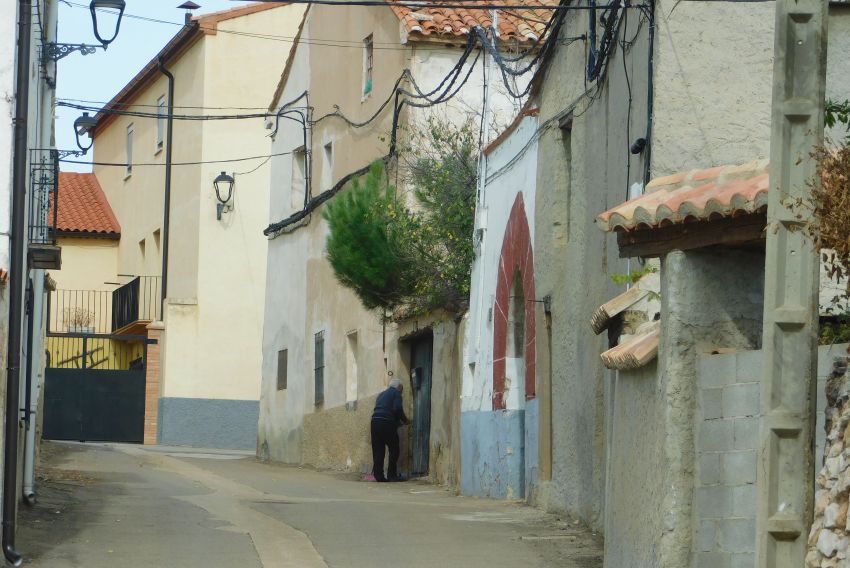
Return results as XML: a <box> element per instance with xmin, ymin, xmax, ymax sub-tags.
<box><xmin>59</xmin><ymin>150</ymin><xmax>293</xmax><ymax>167</ymax></box>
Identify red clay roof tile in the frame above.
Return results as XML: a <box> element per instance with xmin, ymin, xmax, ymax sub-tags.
<box><xmin>390</xmin><ymin>0</ymin><xmax>557</xmax><ymax>43</ymax></box>
<box><xmin>596</xmin><ymin>160</ymin><xmax>769</xmax><ymax>232</ymax></box>
<box><xmin>55</xmin><ymin>172</ymin><xmax>121</xmax><ymax>236</ymax></box>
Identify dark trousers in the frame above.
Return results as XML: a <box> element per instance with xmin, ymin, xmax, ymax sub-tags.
<box><xmin>371</xmin><ymin>419</ymin><xmax>399</xmax><ymax>482</ymax></box>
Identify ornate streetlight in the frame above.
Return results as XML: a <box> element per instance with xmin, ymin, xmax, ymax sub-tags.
<box><xmin>213</xmin><ymin>172</ymin><xmax>235</xmax><ymax>220</ymax></box>
<box><xmin>44</xmin><ymin>0</ymin><xmax>126</xmax><ymax>61</ymax></box>
<box><xmin>73</xmin><ymin>112</ymin><xmax>98</xmax><ymax>154</ymax></box>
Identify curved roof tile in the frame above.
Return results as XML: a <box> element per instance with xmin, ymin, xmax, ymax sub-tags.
<box><xmin>596</xmin><ymin>159</ymin><xmax>769</xmax><ymax>232</ymax></box>
<box><xmin>390</xmin><ymin>0</ymin><xmax>556</xmax><ymax>43</ymax></box>
<box><xmin>55</xmin><ymin>172</ymin><xmax>121</xmax><ymax>236</ymax></box>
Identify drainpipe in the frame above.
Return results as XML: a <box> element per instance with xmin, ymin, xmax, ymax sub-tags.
<box><xmin>157</xmin><ymin>58</ymin><xmax>174</xmax><ymax>318</ymax></box>
<box><xmin>22</xmin><ymin>0</ymin><xmax>57</xmax><ymax>507</ymax></box>
<box><xmin>3</xmin><ymin>1</ymin><xmax>32</xmax><ymax>565</ymax></box>
<box><xmin>22</xmin><ymin>276</ymin><xmax>42</xmax><ymax>505</ymax></box>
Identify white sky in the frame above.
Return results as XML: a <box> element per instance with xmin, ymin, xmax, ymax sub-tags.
<box><xmin>56</xmin><ymin>1</ymin><xmax>241</xmax><ymax>172</ymax></box>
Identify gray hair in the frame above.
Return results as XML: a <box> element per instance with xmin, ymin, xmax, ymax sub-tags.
<box><xmin>389</xmin><ymin>378</ymin><xmax>403</xmax><ymax>390</ymax></box>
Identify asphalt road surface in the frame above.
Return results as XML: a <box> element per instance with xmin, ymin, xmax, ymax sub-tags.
<box><xmin>18</xmin><ymin>441</ymin><xmax>603</xmax><ymax>568</ymax></box>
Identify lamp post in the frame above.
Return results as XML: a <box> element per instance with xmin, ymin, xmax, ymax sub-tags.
<box><xmin>73</xmin><ymin>112</ymin><xmax>97</xmax><ymax>154</ymax></box>
<box><xmin>213</xmin><ymin>172</ymin><xmax>235</xmax><ymax>220</ymax></box>
<box><xmin>44</xmin><ymin>0</ymin><xmax>126</xmax><ymax>61</ymax></box>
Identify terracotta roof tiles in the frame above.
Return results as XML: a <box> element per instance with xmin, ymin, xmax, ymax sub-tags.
<box><xmin>391</xmin><ymin>0</ymin><xmax>557</xmax><ymax>43</ymax></box>
<box><xmin>55</xmin><ymin>172</ymin><xmax>121</xmax><ymax>237</ymax></box>
<box><xmin>596</xmin><ymin>160</ymin><xmax>769</xmax><ymax>232</ymax></box>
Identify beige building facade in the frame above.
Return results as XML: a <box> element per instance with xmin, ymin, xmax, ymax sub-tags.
<box><xmin>258</xmin><ymin>3</ymin><xmax>537</xmax><ymax>483</ymax></box>
<box><xmin>85</xmin><ymin>2</ymin><xmax>305</xmax><ymax>449</ymax></box>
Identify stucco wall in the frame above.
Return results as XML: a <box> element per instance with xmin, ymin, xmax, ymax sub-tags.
<box><xmin>52</xmin><ymin>237</ymin><xmax>118</xmax><ymax>292</ymax></box>
<box><xmin>259</xmin><ymin>4</ymin><xmax>501</xmax><ymax>484</ymax></box>
<box><xmin>90</xmin><ymin>6</ymin><xmax>304</xmax><ymax>449</ymax></box>
<box><xmin>534</xmin><ymin>5</ymin><xmax>649</xmax><ymax>528</ymax></box>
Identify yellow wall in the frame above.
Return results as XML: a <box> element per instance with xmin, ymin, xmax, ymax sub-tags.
<box><xmin>51</xmin><ymin>237</ymin><xmax>118</xmax><ymax>292</ymax></box>
<box><xmin>91</xmin><ymin>5</ymin><xmax>305</xmax><ymax>402</ymax></box>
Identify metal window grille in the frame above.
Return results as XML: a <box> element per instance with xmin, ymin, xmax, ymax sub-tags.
<box><xmin>363</xmin><ymin>35</ymin><xmax>373</xmax><ymax>95</ymax></box>
<box><xmin>277</xmin><ymin>349</ymin><xmax>288</xmax><ymax>391</ymax></box>
<box><xmin>314</xmin><ymin>331</ymin><xmax>325</xmax><ymax>405</ymax></box>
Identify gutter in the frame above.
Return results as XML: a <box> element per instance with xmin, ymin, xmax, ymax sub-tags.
<box><xmin>4</xmin><ymin>1</ymin><xmax>32</xmax><ymax>565</ymax></box>
<box><xmin>158</xmin><ymin>58</ymin><xmax>174</xmax><ymax>317</ymax></box>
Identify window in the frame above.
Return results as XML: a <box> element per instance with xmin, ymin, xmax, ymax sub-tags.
<box><xmin>138</xmin><ymin>237</ymin><xmax>146</xmax><ymax>260</ymax></box>
<box><xmin>291</xmin><ymin>146</ymin><xmax>307</xmax><ymax>209</ymax></box>
<box><xmin>277</xmin><ymin>349</ymin><xmax>288</xmax><ymax>391</ymax></box>
<box><xmin>323</xmin><ymin>141</ymin><xmax>333</xmax><ymax>189</ymax></box>
<box><xmin>156</xmin><ymin>96</ymin><xmax>166</xmax><ymax>151</ymax></box>
<box><xmin>126</xmin><ymin>123</ymin><xmax>134</xmax><ymax>177</ymax></box>
<box><xmin>345</xmin><ymin>331</ymin><xmax>358</xmax><ymax>403</ymax></box>
<box><xmin>153</xmin><ymin>229</ymin><xmax>161</xmax><ymax>253</ymax></box>
<box><xmin>363</xmin><ymin>35</ymin><xmax>373</xmax><ymax>97</ymax></box>
<box><xmin>314</xmin><ymin>331</ymin><xmax>325</xmax><ymax>405</ymax></box>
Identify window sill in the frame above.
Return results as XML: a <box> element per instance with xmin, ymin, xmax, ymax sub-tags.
<box><xmin>123</xmin><ymin>172</ymin><xmax>133</xmax><ymax>181</ymax></box>
<box><xmin>361</xmin><ymin>90</ymin><xmax>372</xmax><ymax>103</ymax></box>
<box><xmin>154</xmin><ymin>145</ymin><xmax>163</xmax><ymax>156</ymax></box>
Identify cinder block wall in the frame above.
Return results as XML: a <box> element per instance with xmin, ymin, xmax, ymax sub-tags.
<box><xmin>694</xmin><ymin>345</ymin><xmax>846</xmax><ymax>567</ymax></box>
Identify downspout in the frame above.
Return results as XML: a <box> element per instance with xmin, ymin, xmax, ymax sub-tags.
<box><xmin>22</xmin><ymin>277</ymin><xmax>41</xmax><ymax>505</ymax></box>
<box><xmin>4</xmin><ymin>0</ymin><xmax>32</xmax><ymax>565</ymax></box>
<box><xmin>157</xmin><ymin>58</ymin><xmax>174</xmax><ymax>318</ymax></box>
<box><xmin>23</xmin><ymin>0</ymin><xmax>57</xmax><ymax>507</ymax></box>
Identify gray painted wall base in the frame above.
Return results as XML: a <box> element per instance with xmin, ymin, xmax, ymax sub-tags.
<box><xmin>158</xmin><ymin>397</ymin><xmax>259</xmax><ymax>450</ymax></box>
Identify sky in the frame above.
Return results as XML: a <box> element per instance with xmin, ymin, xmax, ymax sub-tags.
<box><xmin>56</xmin><ymin>1</ymin><xmax>241</xmax><ymax>172</ymax></box>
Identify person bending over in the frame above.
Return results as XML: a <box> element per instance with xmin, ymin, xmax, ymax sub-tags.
<box><xmin>370</xmin><ymin>377</ymin><xmax>409</xmax><ymax>482</ymax></box>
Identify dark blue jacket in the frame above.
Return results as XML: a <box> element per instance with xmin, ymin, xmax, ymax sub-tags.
<box><xmin>372</xmin><ymin>387</ymin><xmax>408</xmax><ymax>426</ymax></box>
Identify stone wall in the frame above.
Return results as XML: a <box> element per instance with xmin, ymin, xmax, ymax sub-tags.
<box><xmin>808</xmin><ymin>356</ymin><xmax>850</xmax><ymax>567</ymax></box>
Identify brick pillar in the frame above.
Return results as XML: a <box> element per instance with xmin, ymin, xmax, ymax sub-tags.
<box><xmin>144</xmin><ymin>321</ymin><xmax>165</xmax><ymax>445</ymax></box>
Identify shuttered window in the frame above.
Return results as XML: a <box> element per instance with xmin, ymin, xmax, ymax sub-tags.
<box><xmin>314</xmin><ymin>331</ymin><xmax>325</xmax><ymax>405</ymax></box>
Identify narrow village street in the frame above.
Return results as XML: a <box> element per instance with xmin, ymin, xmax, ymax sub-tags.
<box><xmin>18</xmin><ymin>442</ymin><xmax>602</xmax><ymax>568</ymax></box>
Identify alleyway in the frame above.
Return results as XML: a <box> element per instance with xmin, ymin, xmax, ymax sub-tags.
<box><xmin>18</xmin><ymin>442</ymin><xmax>602</xmax><ymax>568</ymax></box>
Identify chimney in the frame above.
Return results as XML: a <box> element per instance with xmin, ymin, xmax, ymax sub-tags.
<box><xmin>177</xmin><ymin>1</ymin><xmax>201</xmax><ymax>24</ymax></box>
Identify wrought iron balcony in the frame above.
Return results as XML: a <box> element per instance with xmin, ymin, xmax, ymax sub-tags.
<box><xmin>29</xmin><ymin>149</ymin><xmax>61</xmax><ymax>269</ymax></box>
<box><xmin>112</xmin><ymin>276</ymin><xmax>162</xmax><ymax>334</ymax></box>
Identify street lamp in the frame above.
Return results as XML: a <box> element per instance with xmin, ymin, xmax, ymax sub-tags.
<box><xmin>73</xmin><ymin>112</ymin><xmax>98</xmax><ymax>154</ymax></box>
<box><xmin>90</xmin><ymin>0</ymin><xmax>126</xmax><ymax>48</ymax></box>
<box><xmin>213</xmin><ymin>172</ymin><xmax>235</xmax><ymax>220</ymax></box>
<box><xmin>44</xmin><ymin>0</ymin><xmax>126</xmax><ymax>61</ymax></box>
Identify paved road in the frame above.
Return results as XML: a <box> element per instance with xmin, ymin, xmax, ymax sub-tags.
<box><xmin>18</xmin><ymin>442</ymin><xmax>602</xmax><ymax>568</ymax></box>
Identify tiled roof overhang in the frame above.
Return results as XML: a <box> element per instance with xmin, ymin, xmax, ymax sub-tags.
<box><xmin>597</xmin><ymin>160</ymin><xmax>769</xmax><ymax>233</ymax></box>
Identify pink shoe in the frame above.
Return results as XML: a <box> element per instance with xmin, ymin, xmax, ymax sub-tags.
<box><xmin>363</xmin><ymin>473</ymin><xmax>376</xmax><ymax>482</ymax></box>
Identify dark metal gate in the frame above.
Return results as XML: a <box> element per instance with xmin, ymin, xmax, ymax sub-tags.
<box><xmin>409</xmin><ymin>335</ymin><xmax>433</xmax><ymax>477</ymax></box>
<box><xmin>42</xmin><ymin>289</ymin><xmax>151</xmax><ymax>443</ymax></box>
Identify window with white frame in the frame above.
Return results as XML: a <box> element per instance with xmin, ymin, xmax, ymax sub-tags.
<box><xmin>126</xmin><ymin>123</ymin><xmax>134</xmax><ymax>177</ymax></box>
<box><xmin>291</xmin><ymin>146</ymin><xmax>307</xmax><ymax>209</ymax></box>
<box><xmin>156</xmin><ymin>96</ymin><xmax>166</xmax><ymax>151</ymax></box>
<box><xmin>363</xmin><ymin>34</ymin><xmax>373</xmax><ymax>97</ymax></box>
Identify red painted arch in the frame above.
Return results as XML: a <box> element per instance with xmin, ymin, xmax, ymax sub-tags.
<box><xmin>492</xmin><ymin>193</ymin><xmax>536</xmax><ymax>411</ymax></box>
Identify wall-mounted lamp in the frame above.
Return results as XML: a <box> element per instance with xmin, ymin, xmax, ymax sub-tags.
<box><xmin>73</xmin><ymin>112</ymin><xmax>98</xmax><ymax>154</ymax></box>
<box><xmin>44</xmin><ymin>0</ymin><xmax>126</xmax><ymax>61</ymax></box>
<box><xmin>213</xmin><ymin>171</ymin><xmax>235</xmax><ymax>220</ymax></box>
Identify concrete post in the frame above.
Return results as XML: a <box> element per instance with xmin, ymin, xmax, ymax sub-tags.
<box><xmin>757</xmin><ymin>0</ymin><xmax>827</xmax><ymax>565</ymax></box>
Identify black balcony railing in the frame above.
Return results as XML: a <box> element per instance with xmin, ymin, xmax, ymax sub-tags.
<box><xmin>29</xmin><ymin>148</ymin><xmax>58</xmax><ymax>246</ymax></box>
<box><xmin>111</xmin><ymin>276</ymin><xmax>162</xmax><ymax>332</ymax></box>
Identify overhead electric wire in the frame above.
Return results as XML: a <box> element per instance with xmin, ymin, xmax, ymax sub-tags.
<box><xmin>59</xmin><ymin>150</ymin><xmax>293</xmax><ymax>167</ymax></box>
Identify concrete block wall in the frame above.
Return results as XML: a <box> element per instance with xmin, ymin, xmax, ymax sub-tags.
<box><xmin>694</xmin><ymin>344</ymin><xmax>848</xmax><ymax>567</ymax></box>
<box><xmin>694</xmin><ymin>349</ymin><xmax>759</xmax><ymax>568</ymax></box>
